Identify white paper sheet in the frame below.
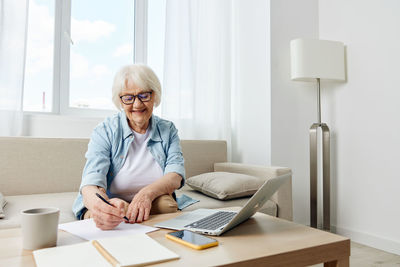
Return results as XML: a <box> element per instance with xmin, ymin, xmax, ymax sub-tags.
<box><xmin>59</xmin><ymin>219</ymin><xmax>158</xmax><ymax>240</ymax></box>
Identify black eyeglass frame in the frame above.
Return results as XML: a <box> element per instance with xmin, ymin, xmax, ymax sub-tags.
<box><xmin>119</xmin><ymin>91</ymin><xmax>153</xmax><ymax>105</ymax></box>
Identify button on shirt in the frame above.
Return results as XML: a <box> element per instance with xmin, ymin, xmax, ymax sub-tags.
<box><xmin>72</xmin><ymin>112</ymin><xmax>186</xmax><ymax>219</ymax></box>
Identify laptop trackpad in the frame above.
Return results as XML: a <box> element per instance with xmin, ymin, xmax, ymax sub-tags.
<box><xmin>154</xmin><ymin>209</ymin><xmax>218</xmax><ymax>230</ymax></box>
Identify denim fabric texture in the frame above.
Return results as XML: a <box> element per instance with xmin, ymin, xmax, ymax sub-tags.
<box><xmin>176</xmin><ymin>194</ymin><xmax>199</xmax><ymax>210</ymax></box>
<box><xmin>72</xmin><ymin>111</ymin><xmax>186</xmax><ymax>219</ymax></box>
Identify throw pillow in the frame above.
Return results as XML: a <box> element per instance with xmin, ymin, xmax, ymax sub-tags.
<box><xmin>186</xmin><ymin>172</ymin><xmax>264</xmax><ymax>200</ymax></box>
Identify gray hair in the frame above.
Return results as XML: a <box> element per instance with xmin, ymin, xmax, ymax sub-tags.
<box><xmin>112</xmin><ymin>64</ymin><xmax>161</xmax><ymax>110</ymax></box>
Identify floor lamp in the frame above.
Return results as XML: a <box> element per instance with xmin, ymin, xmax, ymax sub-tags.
<box><xmin>290</xmin><ymin>38</ymin><xmax>345</xmax><ymax>231</ymax></box>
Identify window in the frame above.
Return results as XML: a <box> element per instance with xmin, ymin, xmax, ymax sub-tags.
<box><xmin>23</xmin><ymin>0</ymin><xmax>55</xmax><ymax>112</ymax></box>
<box><xmin>69</xmin><ymin>0</ymin><xmax>134</xmax><ymax>111</ymax></box>
<box><xmin>23</xmin><ymin>0</ymin><xmax>152</xmax><ymax>116</ymax></box>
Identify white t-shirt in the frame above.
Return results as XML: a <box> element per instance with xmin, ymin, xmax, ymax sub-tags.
<box><xmin>109</xmin><ymin>128</ymin><xmax>164</xmax><ymax>202</ymax></box>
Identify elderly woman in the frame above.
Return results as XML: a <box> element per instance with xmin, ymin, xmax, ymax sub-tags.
<box><xmin>72</xmin><ymin>64</ymin><xmax>185</xmax><ymax>230</ymax></box>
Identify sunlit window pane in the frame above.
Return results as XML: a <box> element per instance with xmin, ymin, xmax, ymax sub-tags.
<box><xmin>69</xmin><ymin>0</ymin><xmax>134</xmax><ymax>110</ymax></box>
<box><xmin>23</xmin><ymin>0</ymin><xmax>55</xmax><ymax>112</ymax></box>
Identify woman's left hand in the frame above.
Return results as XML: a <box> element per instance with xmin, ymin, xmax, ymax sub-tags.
<box><xmin>126</xmin><ymin>190</ymin><xmax>153</xmax><ymax>223</ymax></box>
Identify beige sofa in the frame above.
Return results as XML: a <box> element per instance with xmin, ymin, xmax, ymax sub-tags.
<box><xmin>0</xmin><ymin>137</ymin><xmax>292</xmax><ymax>229</ymax></box>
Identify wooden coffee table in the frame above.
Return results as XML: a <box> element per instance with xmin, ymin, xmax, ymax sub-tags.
<box><xmin>0</xmin><ymin>208</ymin><xmax>350</xmax><ymax>266</ymax></box>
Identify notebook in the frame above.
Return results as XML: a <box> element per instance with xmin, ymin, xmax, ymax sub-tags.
<box><xmin>33</xmin><ymin>234</ymin><xmax>179</xmax><ymax>267</ymax></box>
<box><xmin>155</xmin><ymin>173</ymin><xmax>290</xmax><ymax>236</ymax></box>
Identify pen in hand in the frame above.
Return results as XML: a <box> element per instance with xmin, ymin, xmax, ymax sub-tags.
<box><xmin>95</xmin><ymin>193</ymin><xmax>129</xmax><ymax>221</ymax></box>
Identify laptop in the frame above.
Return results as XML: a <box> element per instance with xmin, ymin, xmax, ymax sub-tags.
<box><xmin>155</xmin><ymin>173</ymin><xmax>290</xmax><ymax>236</ymax></box>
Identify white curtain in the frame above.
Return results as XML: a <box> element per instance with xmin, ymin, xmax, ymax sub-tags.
<box><xmin>0</xmin><ymin>0</ymin><xmax>28</xmax><ymax>136</ymax></box>
<box><xmin>162</xmin><ymin>0</ymin><xmax>233</xmax><ymax>143</ymax></box>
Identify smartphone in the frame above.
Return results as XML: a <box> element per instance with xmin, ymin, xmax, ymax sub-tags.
<box><xmin>166</xmin><ymin>230</ymin><xmax>219</xmax><ymax>250</ymax></box>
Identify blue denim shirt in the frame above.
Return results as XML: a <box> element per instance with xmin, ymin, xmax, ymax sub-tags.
<box><xmin>72</xmin><ymin>111</ymin><xmax>186</xmax><ymax>219</ymax></box>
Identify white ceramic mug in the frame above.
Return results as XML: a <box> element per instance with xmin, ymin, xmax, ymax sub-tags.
<box><xmin>20</xmin><ymin>207</ymin><xmax>60</xmax><ymax>250</ymax></box>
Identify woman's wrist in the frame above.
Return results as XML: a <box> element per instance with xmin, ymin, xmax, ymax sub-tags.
<box><xmin>137</xmin><ymin>187</ymin><xmax>157</xmax><ymax>202</ymax></box>
<box><xmin>137</xmin><ymin>177</ymin><xmax>178</xmax><ymax>203</ymax></box>
<box><xmin>82</xmin><ymin>185</ymin><xmax>107</xmax><ymax>210</ymax></box>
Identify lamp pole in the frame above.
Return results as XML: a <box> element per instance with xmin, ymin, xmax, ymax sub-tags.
<box><xmin>317</xmin><ymin>78</ymin><xmax>321</xmax><ymax>124</ymax></box>
<box><xmin>309</xmin><ymin>78</ymin><xmax>330</xmax><ymax>231</ymax></box>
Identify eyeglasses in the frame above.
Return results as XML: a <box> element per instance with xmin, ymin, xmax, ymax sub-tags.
<box><xmin>119</xmin><ymin>92</ymin><xmax>153</xmax><ymax>105</ymax></box>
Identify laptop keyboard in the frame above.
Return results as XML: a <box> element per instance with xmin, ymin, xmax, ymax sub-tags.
<box><xmin>184</xmin><ymin>211</ymin><xmax>237</xmax><ymax>230</ymax></box>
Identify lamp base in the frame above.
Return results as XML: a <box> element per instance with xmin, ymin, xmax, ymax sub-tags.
<box><xmin>310</xmin><ymin>123</ymin><xmax>330</xmax><ymax>231</ymax></box>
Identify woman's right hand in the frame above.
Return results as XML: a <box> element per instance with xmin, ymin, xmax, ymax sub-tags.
<box><xmin>91</xmin><ymin>197</ymin><xmax>128</xmax><ymax>230</ymax></box>
<box><xmin>81</xmin><ymin>186</ymin><xmax>127</xmax><ymax>230</ymax></box>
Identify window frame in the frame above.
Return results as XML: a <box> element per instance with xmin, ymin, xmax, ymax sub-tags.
<box><xmin>24</xmin><ymin>0</ymin><xmax>147</xmax><ymax>117</ymax></box>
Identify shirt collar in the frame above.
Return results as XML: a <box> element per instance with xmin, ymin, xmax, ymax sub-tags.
<box><xmin>121</xmin><ymin>111</ymin><xmax>133</xmax><ymax>140</ymax></box>
<box><xmin>121</xmin><ymin>111</ymin><xmax>162</xmax><ymax>142</ymax></box>
<box><xmin>149</xmin><ymin>115</ymin><xmax>162</xmax><ymax>142</ymax></box>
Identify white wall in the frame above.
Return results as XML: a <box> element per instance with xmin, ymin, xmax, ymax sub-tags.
<box><xmin>270</xmin><ymin>0</ymin><xmax>319</xmax><ymax>225</ymax></box>
<box><xmin>23</xmin><ymin>114</ymin><xmax>103</xmax><ymax>138</ymax></box>
<box><xmin>319</xmin><ymin>0</ymin><xmax>400</xmax><ymax>255</ymax></box>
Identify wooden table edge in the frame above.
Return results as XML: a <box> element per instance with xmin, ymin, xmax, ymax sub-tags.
<box><xmin>217</xmin><ymin>238</ymin><xmax>350</xmax><ymax>267</ymax></box>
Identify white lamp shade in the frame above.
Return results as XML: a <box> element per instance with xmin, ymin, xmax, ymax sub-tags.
<box><xmin>290</xmin><ymin>38</ymin><xmax>345</xmax><ymax>82</ymax></box>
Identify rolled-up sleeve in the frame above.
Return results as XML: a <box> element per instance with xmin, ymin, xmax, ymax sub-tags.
<box><xmin>79</xmin><ymin>124</ymin><xmax>112</xmax><ymax>192</ymax></box>
<box><xmin>164</xmin><ymin>123</ymin><xmax>185</xmax><ymax>188</ymax></box>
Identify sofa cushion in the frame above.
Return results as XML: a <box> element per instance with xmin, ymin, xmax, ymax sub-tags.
<box><xmin>186</xmin><ymin>172</ymin><xmax>265</xmax><ymax>200</ymax></box>
<box><xmin>0</xmin><ymin>192</ymin><xmax>78</xmax><ymax>229</ymax></box>
<box><xmin>177</xmin><ymin>185</ymin><xmax>277</xmax><ymax>216</ymax></box>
